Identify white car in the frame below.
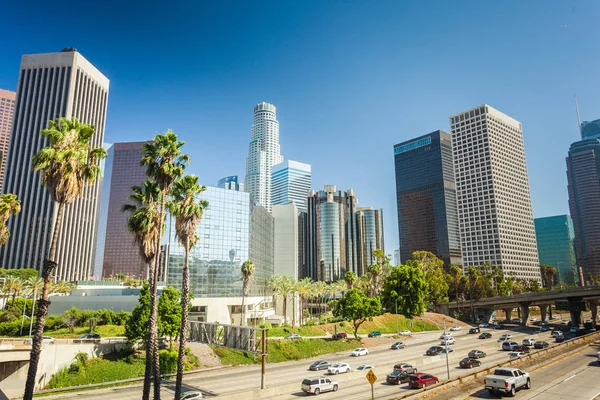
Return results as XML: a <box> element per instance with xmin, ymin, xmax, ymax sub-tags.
<box><xmin>441</xmin><ymin>337</ymin><xmax>455</xmax><ymax>345</ymax></box>
<box><xmin>497</xmin><ymin>334</ymin><xmax>512</xmax><ymax>342</ymax></box>
<box><xmin>509</xmin><ymin>351</ymin><xmax>525</xmax><ymax>359</ymax></box>
<box><xmin>351</xmin><ymin>348</ymin><xmax>368</xmax><ymax>356</ymax></box>
<box><xmin>440</xmin><ymin>333</ymin><xmax>454</xmax><ymax>340</ymax></box>
<box><xmin>530</xmin><ymin>317</ymin><xmax>538</xmax><ymax>322</ymax></box>
<box><xmin>328</xmin><ymin>363</ymin><xmax>351</xmax><ymax>375</ymax></box>
<box><xmin>479</xmin><ymin>323</ymin><xmax>490</xmax><ymax>328</ymax></box>
<box><xmin>449</xmin><ymin>326</ymin><xmax>462</xmax><ymax>331</ymax></box>
<box><xmin>399</xmin><ymin>330</ymin><xmax>411</xmax><ymax>336</ymax></box>
<box><xmin>26</xmin><ymin>336</ymin><xmax>55</xmax><ymax>345</ymax></box>
<box><xmin>522</xmin><ymin>338</ymin><xmax>536</xmax><ymax>346</ymax></box>
<box><xmin>180</xmin><ymin>392</ymin><xmax>203</xmax><ymax>400</ymax></box>
<box><xmin>356</xmin><ymin>365</ymin><xmax>372</xmax><ymax>371</ymax></box>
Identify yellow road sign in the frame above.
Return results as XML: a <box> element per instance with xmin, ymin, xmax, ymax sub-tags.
<box><xmin>366</xmin><ymin>369</ymin><xmax>377</xmax><ymax>385</ymax></box>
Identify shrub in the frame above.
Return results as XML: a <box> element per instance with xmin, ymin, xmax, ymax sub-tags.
<box><xmin>258</xmin><ymin>322</ymin><xmax>272</xmax><ymax>329</ymax></box>
<box><xmin>68</xmin><ymin>361</ymin><xmax>82</xmax><ymax>374</ymax></box>
<box><xmin>159</xmin><ymin>349</ymin><xmax>178</xmax><ymax>375</ymax></box>
<box><xmin>75</xmin><ymin>352</ymin><xmax>89</xmax><ymax>367</ymax></box>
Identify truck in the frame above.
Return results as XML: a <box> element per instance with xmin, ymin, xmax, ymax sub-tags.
<box><xmin>484</xmin><ymin>367</ymin><xmax>531</xmax><ymax>397</ymax></box>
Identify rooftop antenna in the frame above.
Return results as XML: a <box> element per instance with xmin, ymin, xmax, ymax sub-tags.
<box><xmin>575</xmin><ymin>94</ymin><xmax>583</xmax><ymax>139</ymax></box>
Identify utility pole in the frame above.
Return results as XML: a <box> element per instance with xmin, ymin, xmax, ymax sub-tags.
<box><xmin>395</xmin><ymin>297</ymin><xmax>398</xmax><ymax>334</ymax></box>
<box><xmin>28</xmin><ymin>286</ymin><xmax>37</xmax><ymax>338</ymax></box>
<box><xmin>443</xmin><ymin>319</ymin><xmax>450</xmax><ymax>380</ymax></box>
<box><xmin>261</xmin><ymin>329</ymin><xmax>267</xmax><ymax>389</ymax></box>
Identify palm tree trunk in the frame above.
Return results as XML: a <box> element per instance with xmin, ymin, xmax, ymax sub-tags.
<box><xmin>151</xmin><ymin>250</ymin><xmax>161</xmax><ymax>400</ymax></box>
<box><xmin>175</xmin><ymin>240</ymin><xmax>190</xmax><ymax>399</ymax></box>
<box><xmin>283</xmin><ymin>296</ymin><xmax>287</xmax><ymax>324</ymax></box>
<box><xmin>23</xmin><ymin>202</ymin><xmax>65</xmax><ymax>400</ymax></box>
<box><xmin>241</xmin><ymin>290</ymin><xmax>246</xmax><ymax>327</ymax></box>
<box><xmin>143</xmin><ymin>258</ymin><xmax>155</xmax><ymax>400</ymax></box>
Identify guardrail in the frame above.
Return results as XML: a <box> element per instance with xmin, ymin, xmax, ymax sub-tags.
<box><xmin>392</xmin><ymin>329</ymin><xmax>600</xmax><ymax>399</ymax></box>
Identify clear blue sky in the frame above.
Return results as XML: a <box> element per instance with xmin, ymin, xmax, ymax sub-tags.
<box><xmin>1</xmin><ymin>0</ymin><xmax>598</xmax><ymax>252</ymax></box>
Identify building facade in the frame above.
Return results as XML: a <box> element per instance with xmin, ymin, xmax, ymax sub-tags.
<box><xmin>393</xmin><ymin>130</ymin><xmax>461</xmax><ymax>267</ymax></box>
<box><xmin>534</xmin><ymin>215</ymin><xmax>578</xmax><ymax>286</ymax></box>
<box><xmin>273</xmin><ymin>203</ymin><xmax>299</xmax><ymax>279</ymax></box>
<box><xmin>0</xmin><ymin>89</ymin><xmax>16</xmax><ymax>191</ymax></box>
<box><xmin>450</xmin><ymin>105</ymin><xmax>540</xmax><ymax>281</ymax></box>
<box><xmin>581</xmin><ymin>119</ymin><xmax>600</xmax><ymax>140</ymax></box>
<box><xmin>166</xmin><ymin>186</ymin><xmax>274</xmax><ymax>298</ymax></box>
<box><xmin>217</xmin><ymin>175</ymin><xmax>243</xmax><ymax>191</ymax></box>
<box><xmin>244</xmin><ymin>102</ymin><xmax>282</xmax><ymax>212</ymax></box>
<box><xmin>355</xmin><ymin>207</ymin><xmax>385</xmax><ymax>275</ymax></box>
<box><xmin>566</xmin><ymin>137</ymin><xmax>600</xmax><ymax>277</ymax></box>
<box><xmin>271</xmin><ymin>160</ymin><xmax>312</xmax><ymax>213</ymax></box>
<box><xmin>96</xmin><ymin>142</ymin><xmax>148</xmax><ymax>279</ymax></box>
<box><xmin>1</xmin><ymin>49</ymin><xmax>109</xmax><ymax>280</ymax></box>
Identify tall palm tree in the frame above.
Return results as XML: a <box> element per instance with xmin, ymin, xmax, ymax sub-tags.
<box><xmin>24</xmin><ymin>117</ymin><xmax>106</xmax><ymax>400</ymax></box>
<box><xmin>167</xmin><ymin>174</ymin><xmax>207</xmax><ymax>400</ymax></box>
<box><xmin>3</xmin><ymin>277</ymin><xmax>21</xmax><ymax>309</ymax></box>
<box><xmin>467</xmin><ymin>266</ymin><xmax>480</xmax><ymax>322</ymax></box>
<box><xmin>122</xmin><ymin>181</ymin><xmax>161</xmax><ymax>400</ymax></box>
<box><xmin>366</xmin><ymin>263</ymin><xmax>382</xmax><ymax>297</ymax></box>
<box><xmin>448</xmin><ymin>265</ymin><xmax>463</xmax><ymax>310</ymax></box>
<box><xmin>344</xmin><ymin>271</ymin><xmax>357</xmax><ymax>290</ymax></box>
<box><xmin>140</xmin><ymin>131</ymin><xmax>188</xmax><ymax>400</ymax></box>
<box><xmin>240</xmin><ymin>260</ymin><xmax>256</xmax><ymax>328</ymax></box>
<box><xmin>296</xmin><ymin>277</ymin><xmax>313</xmax><ymax>325</ymax></box>
<box><xmin>279</xmin><ymin>276</ymin><xmax>295</xmax><ymax>324</ymax></box>
<box><xmin>313</xmin><ymin>281</ymin><xmax>328</xmax><ymax>318</ymax></box>
<box><xmin>0</xmin><ymin>193</ymin><xmax>20</xmax><ymax>246</ymax></box>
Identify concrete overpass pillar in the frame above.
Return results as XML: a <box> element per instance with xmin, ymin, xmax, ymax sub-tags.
<box><xmin>503</xmin><ymin>308</ymin><xmax>512</xmax><ymax>321</ymax></box>
<box><xmin>589</xmin><ymin>300</ymin><xmax>598</xmax><ymax>322</ymax></box>
<box><xmin>540</xmin><ymin>305</ymin><xmax>547</xmax><ymax>322</ymax></box>
<box><xmin>519</xmin><ymin>302</ymin><xmax>531</xmax><ymax>326</ymax></box>
<box><xmin>568</xmin><ymin>297</ymin><xmax>583</xmax><ymax>329</ymax></box>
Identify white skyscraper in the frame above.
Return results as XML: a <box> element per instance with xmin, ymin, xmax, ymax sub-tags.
<box><xmin>245</xmin><ymin>102</ymin><xmax>282</xmax><ymax>212</ymax></box>
<box><xmin>2</xmin><ymin>49</ymin><xmax>109</xmax><ymax>281</ymax></box>
<box><xmin>272</xmin><ymin>160</ymin><xmax>311</xmax><ymax>213</ymax></box>
<box><xmin>450</xmin><ymin>104</ymin><xmax>540</xmax><ymax>281</ymax></box>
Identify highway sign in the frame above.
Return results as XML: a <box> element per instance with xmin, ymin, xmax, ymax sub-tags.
<box><xmin>366</xmin><ymin>369</ymin><xmax>377</xmax><ymax>384</ymax></box>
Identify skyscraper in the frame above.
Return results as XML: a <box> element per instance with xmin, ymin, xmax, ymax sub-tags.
<box><xmin>581</xmin><ymin>119</ymin><xmax>600</xmax><ymax>139</ymax></box>
<box><xmin>1</xmin><ymin>49</ymin><xmax>109</xmax><ymax>281</ymax></box>
<box><xmin>245</xmin><ymin>102</ymin><xmax>282</xmax><ymax>212</ymax></box>
<box><xmin>0</xmin><ymin>89</ymin><xmax>16</xmax><ymax>191</ymax></box>
<box><xmin>273</xmin><ymin>203</ymin><xmax>299</xmax><ymax>279</ymax></box>
<box><xmin>96</xmin><ymin>142</ymin><xmax>148</xmax><ymax>279</ymax></box>
<box><xmin>534</xmin><ymin>215</ymin><xmax>578</xmax><ymax>285</ymax></box>
<box><xmin>393</xmin><ymin>130</ymin><xmax>461</xmax><ymax>267</ymax></box>
<box><xmin>355</xmin><ymin>207</ymin><xmax>385</xmax><ymax>275</ymax></box>
<box><xmin>566</xmin><ymin>137</ymin><xmax>600</xmax><ymax>277</ymax></box>
<box><xmin>271</xmin><ymin>160</ymin><xmax>311</xmax><ymax>213</ymax></box>
<box><xmin>217</xmin><ymin>176</ymin><xmax>243</xmax><ymax>191</ymax></box>
<box><xmin>450</xmin><ymin>105</ymin><xmax>540</xmax><ymax>281</ymax></box>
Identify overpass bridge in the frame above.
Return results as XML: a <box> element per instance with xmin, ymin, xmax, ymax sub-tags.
<box><xmin>434</xmin><ymin>285</ymin><xmax>600</xmax><ymax>327</ymax></box>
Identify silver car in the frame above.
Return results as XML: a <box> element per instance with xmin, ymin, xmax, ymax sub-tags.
<box><xmin>301</xmin><ymin>377</ymin><xmax>339</xmax><ymax>395</ymax></box>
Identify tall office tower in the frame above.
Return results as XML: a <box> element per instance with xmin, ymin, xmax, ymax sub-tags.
<box><xmin>217</xmin><ymin>175</ymin><xmax>243</xmax><ymax>191</ymax></box>
<box><xmin>355</xmin><ymin>207</ymin><xmax>385</xmax><ymax>275</ymax></box>
<box><xmin>273</xmin><ymin>203</ymin><xmax>299</xmax><ymax>279</ymax></box>
<box><xmin>93</xmin><ymin>142</ymin><xmax>113</xmax><ymax>278</ymax></box>
<box><xmin>1</xmin><ymin>49</ymin><xmax>109</xmax><ymax>281</ymax></box>
<box><xmin>95</xmin><ymin>142</ymin><xmax>148</xmax><ymax>279</ymax></box>
<box><xmin>393</xmin><ymin>249</ymin><xmax>400</xmax><ymax>266</ymax></box>
<box><xmin>566</xmin><ymin>136</ymin><xmax>600</xmax><ymax>277</ymax></box>
<box><xmin>393</xmin><ymin>130</ymin><xmax>461</xmax><ymax>267</ymax></box>
<box><xmin>534</xmin><ymin>215</ymin><xmax>578</xmax><ymax>285</ymax></box>
<box><xmin>450</xmin><ymin>105</ymin><xmax>540</xmax><ymax>281</ymax></box>
<box><xmin>245</xmin><ymin>102</ymin><xmax>282</xmax><ymax>212</ymax></box>
<box><xmin>0</xmin><ymin>89</ymin><xmax>16</xmax><ymax>191</ymax></box>
<box><xmin>306</xmin><ymin>186</ymin><xmax>358</xmax><ymax>281</ymax></box>
<box><xmin>581</xmin><ymin>119</ymin><xmax>600</xmax><ymax>139</ymax></box>
<box><xmin>271</xmin><ymin>160</ymin><xmax>312</xmax><ymax>213</ymax></box>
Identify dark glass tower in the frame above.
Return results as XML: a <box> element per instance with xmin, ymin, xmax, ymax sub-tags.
<box><xmin>394</xmin><ymin>130</ymin><xmax>461</xmax><ymax>267</ymax></box>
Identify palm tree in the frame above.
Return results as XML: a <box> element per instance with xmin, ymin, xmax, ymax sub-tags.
<box><xmin>122</xmin><ymin>181</ymin><xmax>161</xmax><ymax>400</ymax></box>
<box><xmin>296</xmin><ymin>277</ymin><xmax>313</xmax><ymax>325</ymax></box>
<box><xmin>344</xmin><ymin>271</ymin><xmax>357</xmax><ymax>290</ymax></box>
<box><xmin>0</xmin><ymin>193</ymin><xmax>20</xmax><ymax>246</ymax></box>
<box><xmin>312</xmin><ymin>281</ymin><xmax>328</xmax><ymax>319</ymax></box>
<box><xmin>240</xmin><ymin>260</ymin><xmax>256</xmax><ymax>327</ymax></box>
<box><xmin>329</xmin><ymin>280</ymin><xmax>345</xmax><ymax>312</ymax></box>
<box><xmin>167</xmin><ymin>174</ymin><xmax>207</xmax><ymax>400</ymax></box>
<box><xmin>140</xmin><ymin>131</ymin><xmax>188</xmax><ymax>400</ymax></box>
<box><xmin>4</xmin><ymin>277</ymin><xmax>21</xmax><ymax>309</ymax></box>
<box><xmin>23</xmin><ymin>117</ymin><xmax>106</xmax><ymax>400</ymax></box>
<box><xmin>366</xmin><ymin>263</ymin><xmax>382</xmax><ymax>297</ymax></box>
<box><xmin>540</xmin><ymin>264</ymin><xmax>557</xmax><ymax>291</ymax></box>
<box><xmin>467</xmin><ymin>266</ymin><xmax>480</xmax><ymax>322</ymax></box>
<box><xmin>448</xmin><ymin>265</ymin><xmax>463</xmax><ymax>310</ymax></box>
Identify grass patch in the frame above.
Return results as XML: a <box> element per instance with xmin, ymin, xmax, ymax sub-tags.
<box><xmin>45</xmin><ymin>325</ymin><xmax>125</xmax><ymax>338</ymax></box>
<box><xmin>267</xmin><ymin>324</ymin><xmax>329</xmax><ymax>337</ymax></box>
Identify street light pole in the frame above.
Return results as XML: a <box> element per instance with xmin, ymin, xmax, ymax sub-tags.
<box><xmin>395</xmin><ymin>297</ymin><xmax>398</xmax><ymax>335</ymax></box>
<box><xmin>443</xmin><ymin>319</ymin><xmax>450</xmax><ymax>380</ymax></box>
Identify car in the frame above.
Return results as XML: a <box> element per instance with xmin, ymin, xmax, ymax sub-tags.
<box><xmin>351</xmin><ymin>348</ymin><xmax>368</xmax><ymax>356</ymax></box>
<box><xmin>386</xmin><ymin>371</ymin><xmax>410</xmax><ymax>385</ymax></box>
<box><xmin>468</xmin><ymin>350</ymin><xmax>486</xmax><ymax>359</ymax></box>
<box><xmin>449</xmin><ymin>326</ymin><xmax>462</xmax><ymax>331</ymax></box>
<box><xmin>25</xmin><ymin>336</ymin><xmax>55</xmax><ymax>345</ymax></box>
<box><xmin>479</xmin><ymin>332</ymin><xmax>492</xmax><ymax>339</ymax></box>
<box><xmin>469</xmin><ymin>327</ymin><xmax>481</xmax><ymax>334</ymax></box>
<box><xmin>510</xmin><ymin>318</ymin><xmax>521</xmax><ymax>324</ymax></box>
<box><xmin>285</xmin><ymin>333</ymin><xmax>302</xmax><ymax>339</ymax></box>
<box><xmin>459</xmin><ymin>357</ymin><xmax>482</xmax><ymax>368</ymax></box>
<box><xmin>367</xmin><ymin>330</ymin><xmax>381</xmax><ymax>338</ymax></box>
<box><xmin>530</xmin><ymin>317</ymin><xmax>538</xmax><ymax>322</ymax></box>
<box><xmin>551</xmin><ymin>330</ymin><xmax>563</xmax><ymax>338</ymax></box>
<box><xmin>513</xmin><ymin>345</ymin><xmax>530</xmax><ymax>353</ymax></box>
<box><xmin>540</xmin><ymin>326</ymin><xmax>549</xmax><ymax>332</ymax></box>
<box><xmin>479</xmin><ymin>323</ymin><xmax>490</xmax><ymax>328</ymax></box>
<box><xmin>541</xmin><ymin>321</ymin><xmax>549</xmax><ymax>326</ymax></box>
<box><xmin>555</xmin><ymin>335</ymin><xmax>565</xmax><ymax>343</ymax></box>
<box><xmin>522</xmin><ymin>338</ymin><xmax>536</xmax><ymax>346</ymax></box>
<box><xmin>485</xmin><ymin>368</ymin><xmax>531</xmax><ymax>396</ymax></box>
<box><xmin>509</xmin><ymin>351</ymin><xmax>525</xmax><ymax>358</ymax></box>
<box><xmin>569</xmin><ymin>326</ymin><xmax>578</xmax><ymax>333</ymax></box>
<box><xmin>498</xmin><ymin>334</ymin><xmax>512</xmax><ymax>342</ymax></box>
<box><xmin>180</xmin><ymin>392</ymin><xmax>203</xmax><ymax>400</ymax></box>
<box><xmin>441</xmin><ymin>347</ymin><xmax>455</xmax><ymax>354</ymax></box>
<box><xmin>393</xmin><ymin>363</ymin><xmax>417</xmax><ymax>374</ymax></box>
<box><xmin>399</xmin><ymin>330</ymin><xmax>412</xmax><ymax>336</ymax></box>
<box><xmin>78</xmin><ymin>334</ymin><xmax>100</xmax><ymax>340</ymax></box>
<box><xmin>426</xmin><ymin>346</ymin><xmax>443</xmax><ymax>356</ymax></box>
<box><xmin>440</xmin><ymin>333</ymin><xmax>453</xmax><ymax>340</ymax></box>
<box><xmin>355</xmin><ymin>364</ymin><xmax>372</xmax><ymax>371</ymax></box>
<box><xmin>327</xmin><ymin>363</ymin><xmax>351</xmax><ymax>375</ymax></box>
<box><xmin>502</xmin><ymin>341</ymin><xmax>520</xmax><ymax>351</ymax></box>
<box><xmin>301</xmin><ymin>377</ymin><xmax>339</xmax><ymax>395</ymax></box>
<box><xmin>534</xmin><ymin>341</ymin><xmax>549</xmax><ymax>349</ymax></box>
<box><xmin>441</xmin><ymin>337</ymin><xmax>455</xmax><ymax>345</ymax></box>
<box><xmin>408</xmin><ymin>373</ymin><xmax>439</xmax><ymax>388</ymax></box>
<box><xmin>494</xmin><ymin>323</ymin><xmax>505</xmax><ymax>330</ymax></box>
<box><xmin>332</xmin><ymin>332</ymin><xmax>348</xmax><ymax>339</ymax></box>
<box><xmin>309</xmin><ymin>361</ymin><xmax>331</xmax><ymax>371</ymax></box>
<box><xmin>391</xmin><ymin>342</ymin><xmax>406</xmax><ymax>350</ymax></box>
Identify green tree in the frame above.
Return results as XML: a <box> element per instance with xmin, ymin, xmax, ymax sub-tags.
<box><xmin>24</xmin><ymin>117</ymin><xmax>107</xmax><ymax>400</ymax></box>
<box><xmin>240</xmin><ymin>260</ymin><xmax>255</xmax><ymax>327</ymax></box>
<box><xmin>125</xmin><ymin>283</ymin><xmax>151</xmax><ymax>343</ymax></box>
<box><xmin>157</xmin><ymin>287</ymin><xmax>182</xmax><ymax>344</ymax></box>
<box><xmin>540</xmin><ymin>264</ymin><xmax>557</xmax><ymax>290</ymax></box>
<box><xmin>446</xmin><ymin>265</ymin><xmax>463</xmax><ymax>309</ymax></box>
<box><xmin>466</xmin><ymin>266</ymin><xmax>480</xmax><ymax>321</ymax></box>
<box><xmin>333</xmin><ymin>288</ymin><xmax>381</xmax><ymax>339</ymax></box>
<box><xmin>412</xmin><ymin>251</ymin><xmax>448</xmax><ymax>305</ymax></box>
<box><xmin>380</xmin><ymin>263</ymin><xmax>428</xmax><ymax>317</ymax></box>
<box><xmin>167</xmin><ymin>174</ymin><xmax>207</xmax><ymax>400</ymax></box>
<box><xmin>0</xmin><ymin>193</ymin><xmax>20</xmax><ymax>246</ymax></box>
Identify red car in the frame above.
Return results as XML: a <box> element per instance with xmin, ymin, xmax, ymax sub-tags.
<box><xmin>408</xmin><ymin>373</ymin><xmax>439</xmax><ymax>388</ymax></box>
<box><xmin>332</xmin><ymin>332</ymin><xmax>348</xmax><ymax>339</ymax></box>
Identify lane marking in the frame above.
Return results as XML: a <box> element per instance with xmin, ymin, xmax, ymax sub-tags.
<box><xmin>562</xmin><ymin>374</ymin><xmax>576</xmax><ymax>383</ymax></box>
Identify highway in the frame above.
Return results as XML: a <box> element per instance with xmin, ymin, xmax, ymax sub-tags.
<box><xmin>46</xmin><ymin>324</ymin><xmax>556</xmax><ymax>400</ymax></box>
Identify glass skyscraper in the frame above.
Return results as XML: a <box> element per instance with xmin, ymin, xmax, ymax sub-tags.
<box><xmin>581</xmin><ymin>119</ymin><xmax>600</xmax><ymax>140</ymax></box>
<box><xmin>355</xmin><ymin>207</ymin><xmax>385</xmax><ymax>275</ymax></box>
<box><xmin>166</xmin><ymin>186</ymin><xmax>274</xmax><ymax>297</ymax></box>
<box><xmin>271</xmin><ymin>160</ymin><xmax>312</xmax><ymax>213</ymax></box>
<box><xmin>0</xmin><ymin>89</ymin><xmax>15</xmax><ymax>191</ymax></box>
<box><xmin>534</xmin><ymin>215</ymin><xmax>578</xmax><ymax>286</ymax></box>
<box><xmin>217</xmin><ymin>175</ymin><xmax>243</xmax><ymax>191</ymax></box>
<box><xmin>394</xmin><ymin>130</ymin><xmax>461</xmax><ymax>267</ymax></box>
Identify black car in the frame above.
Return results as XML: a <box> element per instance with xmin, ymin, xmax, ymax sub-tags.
<box><xmin>79</xmin><ymin>334</ymin><xmax>100</xmax><ymax>339</ymax></box>
<box><xmin>534</xmin><ymin>341</ymin><xmax>549</xmax><ymax>349</ymax></box>
<box><xmin>309</xmin><ymin>361</ymin><xmax>331</xmax><ymax>371</ymax></box>
<box><xmin>478</xmin><ymin>332</ymin><xmax>492</xmax><ymax>339</ymax></box>
<box><xmin>459</xmin><ymin>357</ymin><xmax>481</xmax><ymax>369</ymax></box>
<box><xmin>386</xmin><ymin>371</ymin><xmax>409</xmax><ymax>385</ymax></box>
<box><xmin>469</xmin><ymin>327</ymin><xmax>480</xmax><ymax>334</ymax></box>
<box><xmin>555</xmin><ymin>335</ymin><xmax>565</xmax><ymax>343</ymax></box>
<box><xmin>493</xmin><ymin>323</ymin><xmax>505</xmax><ymax>330</ymax></box>
<box><xmin>513</xmin><ymin>345</ymin><xmax>530</xmax><ymax>353</ymax></box>
<box><xmin>426</xmin><ymin>346</ymin><xmax>443</xmax><ymax>356</ymax></box>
